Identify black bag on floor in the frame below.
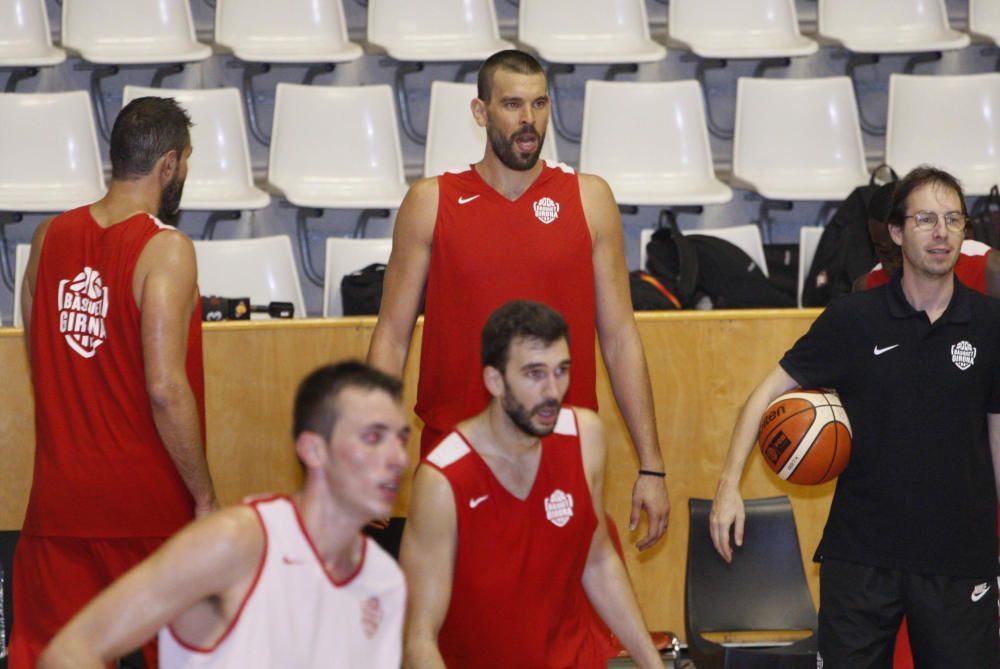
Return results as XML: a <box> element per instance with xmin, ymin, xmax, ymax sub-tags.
<box><xmin>687</xmin><ymin>234</ymin><xmax>795</xmax><ymax>309</ymax></box>
<box><xmin>629</xmin><ymin>270</ymin><xmax>681</xmax><ymax>310</ymax></box>
<box><xmin>802</xmin><ymin>165</ymin><xmax>898</xmax><ymax>307</ymax></box>
<box><xmin>341</xmin><ymin>263</ymin><xmax>386</xmax><ymax>316</ymax></box>
<box><xmin>644</xmin><ymin>211</ymin><xmax>699</xmax><ymax>307</ymax></box>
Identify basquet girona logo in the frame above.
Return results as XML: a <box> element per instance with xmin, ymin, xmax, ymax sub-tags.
<box><xmin>58</xmin><ymin>267</ymin><xmax>109</xmax><ymax>359</ymax></box>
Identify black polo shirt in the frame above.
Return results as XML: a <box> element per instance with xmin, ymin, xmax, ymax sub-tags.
<box><xmin>780</xmin><ymin>273</ymin><xmax>1000</xmax><ymax>577</ymax></box>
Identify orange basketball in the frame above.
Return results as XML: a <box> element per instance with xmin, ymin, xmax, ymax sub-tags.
<box><xmin>757</xmin><ymin>389</ymin><xmax>852</xmax><ymax>485</ymax></box>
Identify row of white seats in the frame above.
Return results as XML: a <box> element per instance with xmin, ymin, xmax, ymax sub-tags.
<box><xmin>1</xmin><ymin>0</ymin><xmax>998</xmax><ymax>70</ymax></box>
<box><xmin>9</xmin><ymin>222</ymin><xmax>822</xmax><ymax>327</ymax></box>
<box><xmin>4</xmin><ymin>72</ymin><xmax>1000</xmax><ymax>219</ymax></box>
<box><xmin>8</xmin><ymin>235</ymin><xmax>388</xmax><ymax>326</ymax></box>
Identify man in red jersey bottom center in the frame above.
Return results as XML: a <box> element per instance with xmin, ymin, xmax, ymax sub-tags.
<box><xmin>401</xmin><ymin>300</ymin><xmax>664</xmax><ymax>669</ymax></box>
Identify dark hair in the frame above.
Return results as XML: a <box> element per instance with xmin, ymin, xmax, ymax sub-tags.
<box><xmin>110</xmin><ymin>97</ymin><xmax>192</xmax><ymax>180</ymax></box>
<box><xmin>886</xmin><ymin>165</ymin><xmax>967</xmax><ymax>231</ymax></box>
<box><xmin>477</xmin><ymin>49</ymin><xmax>545</xmax><ymax>103</ymax></box>
<box><xmin>481</xmin><ymin>300</ymin><xmax>569</xmax><ymax>371</ymax></box>
<box><xmin>293</xmin><ymin>361</ymin><xmax>403</xmax><ymax>440</ymax></box>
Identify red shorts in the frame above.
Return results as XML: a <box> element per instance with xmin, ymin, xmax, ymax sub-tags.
<box><xmin>8</xmin><ymin>534</ymin><xmax>165</xmax><ymax>669</ymax></box>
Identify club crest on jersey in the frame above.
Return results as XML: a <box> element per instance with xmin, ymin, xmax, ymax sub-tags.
<box><xmin>361</xmin><ymin>596</ymin><xmax>383</xmax><ymax>639</ymax></box>
<box><xmin>544</xmin><ymin>489</ymin><xmax>574</xmax><ymax>527</ymax></box>
<box><xmin>533</xmin><ymin>197</ymin><xmax>560</xmax><ymax>225</ymax></box>
<box><xmin>951</xmin><ymin>340</ymin><xmax>976</xmax><ymax>371</ymax></box>
<box><xmin>57</xmin><ymin>266</ymin><xmax>109</xmax><ymax>359</ymax></box>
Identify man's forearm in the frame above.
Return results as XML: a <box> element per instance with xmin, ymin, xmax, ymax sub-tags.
<box><xmin>583</xmin><ymin>549</ymin><xmax>663</xmax><ymax>669</ymax></box>
<box><xmin>148</xmin><ymin>382</ymin><xmax>215</xmax><ymax>509</ymax></box>
<box><xmin>601</xmin><ymin>329</ymin><xmax>663</xmax><ymax>469</ymax></box>
<box><xmin>367</xmin><ymin>324</ymin><xmax>410</xmax><ymax>378</ymax></box>
<box><xmin>404</xmin><ymin>637</ymin><xmax>448</xmax><ymax>669</ymax></box>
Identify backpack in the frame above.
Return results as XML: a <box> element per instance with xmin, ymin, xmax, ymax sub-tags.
<box><xmin>802</xmin><ymin>165</ymin><xmax>898</xmax><ymax>307</ymax></box>
<box><xmin>644</xmin><ymin>211</ymin><xmax>795</xmax><ymax>309</ymax></box>
<box><xmin>341</xmin><ymin>263</ymin><xmax>386</xmax><ymax>316</ymax></box>
<box><xmin>644</xmin><ymin>211</ymin><xmax>699</xmax><ymax>307</ymax></box>
<box><xmin>629</xmin><ymin>270</ymin><xmax>681</xmax><ymax>310</ymax></box>
<box><xmin>685</xmin><ymin>234</ymin><xmax>796</xmax><ymax>309</ymax></box>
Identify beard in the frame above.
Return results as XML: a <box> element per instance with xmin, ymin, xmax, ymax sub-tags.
<box><xmin>487</xmin><ymin>123</ymin><xmax>544</xmax><ymax>172</ymax></box>
<box><xmin>157</xmin><ymin>173</ymin><xmax>185</xmax><ymax>223</ymax></box>
<box><xmin>501</xmin><ymin>390</ymin><xmax>560</xmax><ymax>438</ymax></box>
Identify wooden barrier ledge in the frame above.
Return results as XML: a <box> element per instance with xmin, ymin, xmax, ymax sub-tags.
<box><xmin>0</xmin><ymin>309</ymin><xmax>832</xmax><ymax>637</ymax></box>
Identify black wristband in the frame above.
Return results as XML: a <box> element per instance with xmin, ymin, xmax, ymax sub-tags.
<box><xmin>638</xmin><ymin>469</ymin><xmax>666</xmax><ymax>478</ymax></box>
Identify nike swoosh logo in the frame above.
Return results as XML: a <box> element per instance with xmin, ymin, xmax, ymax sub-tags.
<box><xmin>458</xmin><ymin>195</ymin><xmax>480</xmax><ymax>205</ymax></box>
<box><xmin>873</xmin><ymin>344</ymin><xmax>900</xmax><ymax>356</ymax></box>
<box><xmin>469</xmin><ymin>495</ymin><xmax>489</xmax><ymax>509</ymax></box>
<box><xmin>972</xmin><ymin>584</ymin><xmax>991</xmax><ymax>602</ymax></box>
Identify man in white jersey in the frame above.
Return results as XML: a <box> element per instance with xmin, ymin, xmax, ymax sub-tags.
<box><xmin>38</xmin><ymin>362</ymin><xmax>409</xmax><ymax>669</ymax></box>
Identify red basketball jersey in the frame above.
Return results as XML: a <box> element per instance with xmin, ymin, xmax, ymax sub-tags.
<box><xmin>866</xmin><ymin>239</ymin><xmax>991</xmax><ymax>292</ymax></box>
<box><xmin>25</xmin><ymin>206</ymin><xmax>205</xmax><ymax>537</ymax></box>
<box><xmin>416</xmin><ymin>163</ymin><xmax>597</xmax><ymax>453</ymax></box>
<box><xmin>425</xmin><ymin>408</ymin><xmax>605</xmax><ymax>669</ymax></box>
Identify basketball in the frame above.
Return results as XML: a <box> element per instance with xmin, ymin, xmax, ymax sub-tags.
<box><xmin>757</xmin><ymin>389</ymin><xmax>852</xmax><ymax>485</ymax></box>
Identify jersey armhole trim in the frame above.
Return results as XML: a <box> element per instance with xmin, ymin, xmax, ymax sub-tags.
<box><xmin>166</xmin><ymin>502</ymin><xmax>269</xmax><ymax>654</ymax></box>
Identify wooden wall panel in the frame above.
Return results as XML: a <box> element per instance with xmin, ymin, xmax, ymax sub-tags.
<box><xmin>0</xmin><ymin>310</ymin><xmax>830</xmax><ymax>638</ymax></box>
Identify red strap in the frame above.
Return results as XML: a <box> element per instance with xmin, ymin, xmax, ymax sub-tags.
<box><xmin>637</xmin><ymin>272</ymin><xmax>682</xmax><ymax>309</ymax></box>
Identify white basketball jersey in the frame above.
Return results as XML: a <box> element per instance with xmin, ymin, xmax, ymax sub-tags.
<box><xmin>158</xmin><ymin>495</ymin><xmax>405</xmax><ymax>668</ymax></box>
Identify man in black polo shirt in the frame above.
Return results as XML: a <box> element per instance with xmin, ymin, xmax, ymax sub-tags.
<box><xmin>709</xmin><ymin>166</ymin><xmax>1000</xmax><ymax>669</ymax></box>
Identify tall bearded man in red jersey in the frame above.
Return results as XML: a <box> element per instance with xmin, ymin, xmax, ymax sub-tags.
<box><xmin>10</xmin><ymin>97</ymin><xmax>217</xmax><ymax>668</ymax></box>
<box><xmin>401</xmin><ymin>300</ymin><xmax>665</xmax><ymax>669</ymax></box>
<box><xmin>368</xmin><ymin>49</ymin><xmax>669</xmax><ymax>552</ymax></box>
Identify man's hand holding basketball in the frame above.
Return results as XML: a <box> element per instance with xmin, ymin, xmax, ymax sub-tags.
<box><xmin>709</xmin><ymin>484</ymin><xmax>744</xmax><ymax>563</ymax></box>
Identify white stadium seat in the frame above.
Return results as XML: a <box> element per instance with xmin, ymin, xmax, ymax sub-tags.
<box><xmin>13</xmin><ymin>243</ymin><xmax>30</xmax><ymax>328</ymax></box>
<box><xmin>323</xmin><ymin>237</ymin><xmax>393</xmax><ymax>317</ymax></box>
<box><xmin>518</xmin><ymin>0</ymin><xmax>666</xmax><ymax>64</ymax></box>
<box><xmin>62</xmin><ymin>0</ymin><xmax>210</xmax><ymax>64</ymax></box>
<box><xmin>215</xmin><ymin>0</ymin><xmax>362</xmax><ymax>63</ymax></box>
<box><xmin>0</xmin><ymin>91</ymin><xmax>106</xmax><ymax>212</ymax></box>
<box><xmin>122</xmin><ymin>86</ymin><xmax>270</xmax><ymax>211</ymax></box>
<box><xmin>886</xmin><ymin>73</ymin><xmax>1000</xmax><ymax>197</ymax></box>
<box><xmin>732</xmin><ymin>77</ymin><xmax>869</xmax><ymax>201</ymax></box>
<box><xmin>268</xmin><ymin>83</ymin><xmax>408</xmax><ymax>209</ymax></box>
<box><xmin>797</xmin><ymin>226</ymin><xmax>824</xmax><ymax>308</ymax></box>
<box><xmin>668</xmin><ymin>0</ymin><xmax>816</xmax><ymax>59</ymax></box>
<box><xmin>367</xmin><ymin>0</ymin><xmax>512</xmax><ymax>62</ymax></box>
<box><xmin>0</xmin><ymin>0</ymin><xmax>65</xmax><ymax>67</ymax></box>
<box><xmin>817</xmin><ymin>0</ymin><xmax>969</xmax><ymax>53</ymax></box>
<box><xmin>193</xmin><ymin>236</ymin><xmax>307</xmax><ymax>319</ymax></box>
<box><xmin>579</xmin><ymin>80</ymin><xmax>731</xmax><ymax>206</ymax></box>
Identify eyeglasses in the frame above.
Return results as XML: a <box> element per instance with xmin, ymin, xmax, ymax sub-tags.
<box><xmin>904</xmin><ymin>211</ymin><xmax>967</xmax><ymax>233</ymax></box>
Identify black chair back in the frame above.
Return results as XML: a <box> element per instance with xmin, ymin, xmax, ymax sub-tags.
<box><xmin>685</xmin><ymin>497</ymin><xmax>818</xmax><ymax>669</ymax></box>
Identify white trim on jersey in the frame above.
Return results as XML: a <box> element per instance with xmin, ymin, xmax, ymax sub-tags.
<box><xmin>553</xmin><ymin>407</ymin><xmax>577</xmax><ymax>436</ymax></box>
<box><xmin>427</xmin><ymin>432</ymin><xmax>471</xmax><ymax>469</ymax></box>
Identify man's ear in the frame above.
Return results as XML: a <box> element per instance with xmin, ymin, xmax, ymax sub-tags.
<box><xmin>888</xmin><ymin>222</ymin><xmax>903</xmax><ymax>247</ymax></box>
<box><xmin>483</xmin><ymin>365</ymin><xmax>504</xmax><ymax>398</ymax></box>
<box><xmin>471</xmin><ymin>97</ymin><xmax>488</xmax><ymax>129</ymax></box>
<box><xmin>158</xmin><ymin>149</ymin><xmax>179</xmax><ymax>183</ymax></box>
<box><xmin>295</xmin><ymin>431</ymin><xmax>327</xmax><ymax>470</ymax></box>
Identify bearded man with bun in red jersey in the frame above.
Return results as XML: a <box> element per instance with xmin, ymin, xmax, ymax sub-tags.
<box><xmin>10</xmin><ymin>97</ymin><xmax>217</xmax><ymax>668</ymax></box>
<box><xmin>401</xmin><ymin>300</ymin><xmax>664</xmax><ymax>669</ymax></box>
